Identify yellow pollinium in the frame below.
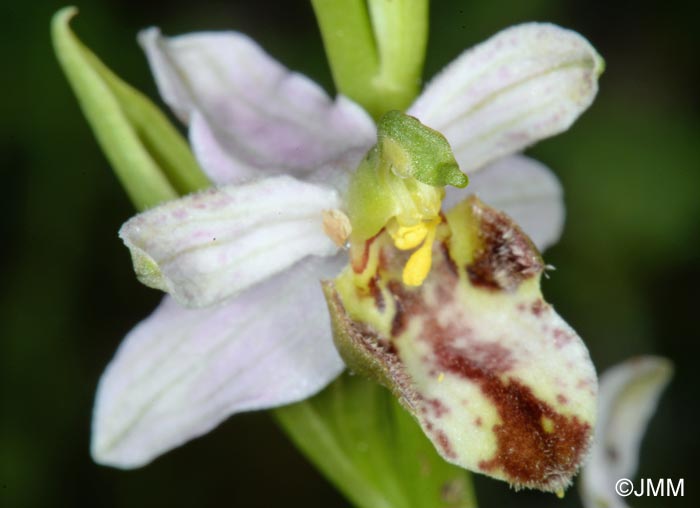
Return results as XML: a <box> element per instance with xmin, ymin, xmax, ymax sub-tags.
<box><xmin>390</xmin><ymin>222</ymin><xmax>429</xmax><ymax>250</ymax></box>
<box><xmin>389</xmin><ymin>217</ymin><xmax>441</xmax><ymax>287</ymax></box>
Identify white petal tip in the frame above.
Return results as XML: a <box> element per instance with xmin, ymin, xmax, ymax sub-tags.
<box><xmin>118</xmin><ymin>177</ymin><xmax>341</xmax><ymax>308</ymax></box>
<box><xmin>410</xmin><ymin>23</ymin><xmax>605</xmax><ymax>172</ymax></box>
<box><xmin>580</xmin><ymin>355</ymin><xmax>673</xmax><ymax>508</ymax></box>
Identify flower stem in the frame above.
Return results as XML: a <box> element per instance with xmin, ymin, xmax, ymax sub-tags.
<box><xmin>312</xmin><ymin>0</ymin><xmax>428</xmax><ymax>119</ymax></box>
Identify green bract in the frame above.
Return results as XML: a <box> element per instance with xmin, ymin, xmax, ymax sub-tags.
<box><xmin>51</xmin><ymin>7</ymin><xmax>209</xmax><ymax>210</ymax></box>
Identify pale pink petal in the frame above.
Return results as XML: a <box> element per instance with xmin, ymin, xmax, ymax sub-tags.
<box><xmin>91</xmin><ymin>255</ymin><xmax>346</xmax><ymax>468</ymax></box>
<box><xmin>120</xmin><ymin>176</ymin><xmax>341</xmax><ymax>308</ymax></box>
<box><xmin>139</xmin><ymin>28</ymin><xmax>376</xmax><ymax>184</ymax></box>
<box><xmin>409</xmin><ymin>23</ymin><xmax>603</xmax><ymax>173</ymax></box>
<box><xmin>444</xmin><ymin>155</ymin><xmax>564</xmax><ymax>251</ymax></box>
<box><xmin>581</xmin><ymin>356</ymin><xmax>673</xmax><ymax>508</ymax></box>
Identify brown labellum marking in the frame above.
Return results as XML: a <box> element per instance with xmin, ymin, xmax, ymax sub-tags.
<box><xmin>328</xmin><ymin>196</ymin><xmax>594</xmax><ymax>492</ymax></box>
<box><xmin>351</xmin><ymin>240</ymin><xmax>371</xmax><ymax>274</ymax></box>
<box><xmin>432</xmin><ymin>335</ymin><xmax>591</xmax><ymax>488</ymax></box>
<box><xmin>531</xmin><ymin>299</ymin><xmax>547</xmax><ymax>317</ymax></box>
<box><xmin>376</xmin><ymin>337</ymin><xmax>397</xmax><ymax>356</ymax></box>
<box><xmin>553</xmin><ymin>328</ymin><xmax>575</xmax><ymax>349</ymax></box>
<box><xmin>440</xmin><ymin>241</ymin><xmax>459</xmax><ymax>277</ymax></box>
<box><xmin>324</xmin><ymin>285</ymin><xmax>406</xmax><ymax>391</ymax></box>
<box><xmin>435</xmin><ymin>430</ymin><xmax>457</xmax><ymax>459</ymax></box>
<box><xmin>389</xmin><ymin>279</ymin><xmax>412</xmax><ymax>337</ymax></box>
<box><xmin>436</xmin><ymin>340</ymin><xmax>515</xmax><ymax>375</ymax></box>
<box><xmin>466</xmin><ymin>201</ymin><xmax>544</xmax><ymax>291</ymax></box>
<box><xmin>426</xmin><ymin>397</ymin><xmax>450</xmax><ymax>418</ymax></box>
<box><xmin>388</xmin><ymin>252</ymin><xmax>591</xmax><ymax>491</ymax></box>
<box><xmin>474</xmin><ymin>378</ymin><xmax>590</xmax><ymax>488</ymax></box>
<box><xmin>368</xmin><ymin>275</ymin><xmax>385</xmax><ymax>312</ymax></box>
<box><xmin>351</xmin><ymin>231</ymin><xmax>382</xmax><ymax>274</ymax></box>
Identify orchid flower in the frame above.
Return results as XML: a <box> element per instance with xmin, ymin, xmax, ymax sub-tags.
<box><xmin>87</xmin><ymin>20</ymin><xmax>605</xmax><ymax>493</ymax></box>
<box><xmin>581</xmin><ymin>356</ymin><xmax>673</xmax><ymax>508</ymax></box>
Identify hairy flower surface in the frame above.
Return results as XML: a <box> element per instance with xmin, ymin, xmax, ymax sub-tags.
<box><xmin>92</xmin><ymin>22</ymin><xmax>604</xmax><ymax>491</ymax></box>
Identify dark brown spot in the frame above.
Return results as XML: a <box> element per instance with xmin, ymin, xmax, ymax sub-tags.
<box><xmin>553</xmin><ymin>329</ymin><xmax>574</xmax><ymax>349</ymax></box>
<box><xmin>389</xmin><ymin>279</ymin><xmax>415</xmax><ymax>337</ymax></box>
<box><xmin>376</xmin><ymin>337</ymin><xmax>397</xmax><ymax>356</ymax></box>
<box><xmin>473</xmin><ymin>377</ymin><xmax>590</xmax><ymax>489</ymax></box>
<box><xmin>556</xmin><ymin>394</ymin><xmax>568</xmax><ymax>405</ymax></box>
<box><xmin>368</xmin><ymin>275</ymin><xmax>385</xmax><ymax>312</ymax></box>
<box><xmin>531</xmin><ymin>299</ymin><xmax>546</xmax><ymax>317</ymax></box>
<box><xmin>436</xmin><ymin>340</ymin><xmax>515</xmax><ymax>376</ymax></box>
<box><xmin>435</xmin><ymin>430</ymin><xmax>457</xmax><ymax>459</ymax></box>
<box><xmin>390</xmin><ymin>298</ymin><xmax>406</xmax><ymax>337</ymax></box>
<box><xmin>475</xmin><ymin>417</ymin><xmax>483</xmax><ymax>427</ymax></box>
<box><xmin>465</xmin><ymin>199</ymin><xmax>544</xmax><ymax>291</ymax></box>
<box><xmin>441</xmin><ymin>241</ymin><xmax>459</xmax><ymax>277</ymax></box>
<box><xmin>351</xmin><ymin>231</ymin><xmax>381</xmax><ymax>274</ymax></box>
<box><xmin>426</xmin><ymin>398</ymin><xmax>449</xmax><ymax>418</ymax></box>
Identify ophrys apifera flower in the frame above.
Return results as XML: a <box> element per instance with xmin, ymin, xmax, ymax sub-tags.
<box><xmin>90</xmin><ymin>21</ymin><xmax>604</xmax><ymax>493</ymax></box>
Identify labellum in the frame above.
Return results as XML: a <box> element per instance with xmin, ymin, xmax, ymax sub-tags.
<box><xmin>324</xmin><ymin>196</ymin><xmax>597</xmax><ymax>493</ymax></box>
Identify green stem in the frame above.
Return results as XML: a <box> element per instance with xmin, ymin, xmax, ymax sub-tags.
<box><xmin>275</xmin><ymin>395</ymin><xmax>394</xmax><ymax>508</ymax></box>
<box><xmin>275</xmin><ymin>374</ymin><xmax>479</xmax><ymax>508</ymax></box>
<box><xmin>312</xmin><ymin>0</ymin><xmax>428</xmax><ymax>119</ymax></box>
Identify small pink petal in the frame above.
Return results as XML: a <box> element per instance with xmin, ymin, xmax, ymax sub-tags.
<box><xmin>409</xmin><ymin>23</ymin><xmax>603</xmax><ymax>173</ymax></box>
<box><xmin>139</xmin><ymin>28</ymin><xmax>376</xmax><ymax>184</ymax></box>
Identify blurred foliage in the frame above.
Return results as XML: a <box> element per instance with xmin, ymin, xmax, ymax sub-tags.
<box><xmin>1</xmin><ymin>0</ymin><xmax>698</xmax><ymax>507</ymax></box>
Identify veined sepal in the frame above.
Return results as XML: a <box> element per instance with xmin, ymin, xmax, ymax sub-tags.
<box><xmin>324</xmin><ymin>196</ymin><xmax>597</xmax><ymax>493</ymax></box>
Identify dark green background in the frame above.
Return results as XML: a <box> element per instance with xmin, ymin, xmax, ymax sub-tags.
<box><xmin>2</xmin><ymin>0</ymin><xmax>698</xmax><ymax>506</ymax></box>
